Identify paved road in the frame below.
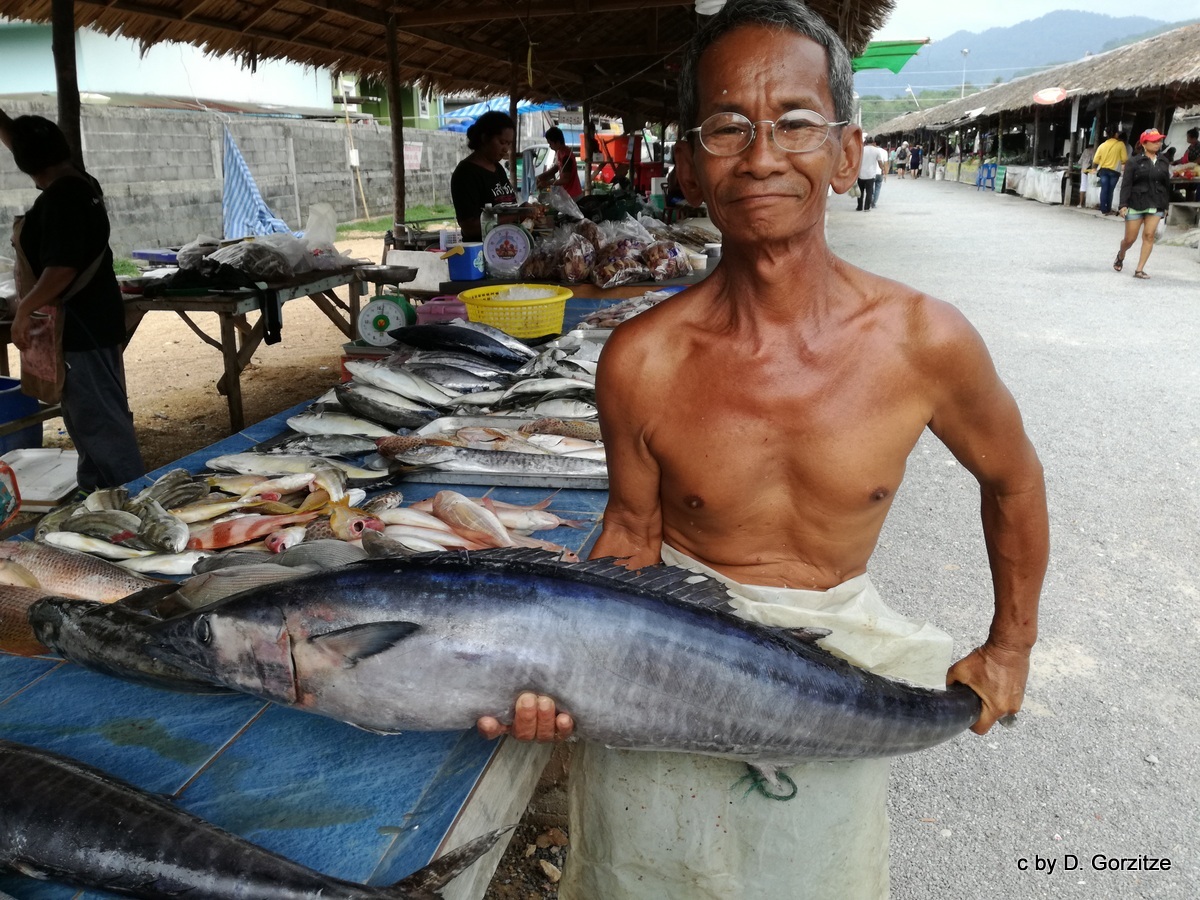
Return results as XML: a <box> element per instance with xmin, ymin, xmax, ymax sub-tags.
<box><xmin>825</xmin><ymin>177</ymin><xmax>1198</xmax><ymax>899</ymax></box>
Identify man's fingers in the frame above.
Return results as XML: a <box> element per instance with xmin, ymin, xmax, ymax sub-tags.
<box><xmin>535</xmin><ymin>695</ymin><xmax>558</xmax><ymax>741</ymax></box>
<box><xmin>555</xmin><ymin>712</ymin><xmax>575</xmax><ymax>740</ymax></box>
<box><xmin>476</xmin><ymin>715</ymin><xmax>508</xmax><ymax>740</ymax></box>
<box><xmin>510</xmin><ymin>692</ymin><xmax>540</xmax><ymax>742</ymax></box>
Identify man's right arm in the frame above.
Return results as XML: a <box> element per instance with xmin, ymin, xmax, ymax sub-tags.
<box><xmin>589</xmin><ymin>323</ymin><xmax>664</xmax><ymax>568</ymax></box>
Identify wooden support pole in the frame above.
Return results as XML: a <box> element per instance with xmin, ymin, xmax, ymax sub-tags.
<box><xmin>386</xmin><ymin>15</ymin><xmax>405</xmax><ymax>232</ymax></box>
<box><xmin>1032</xmin><ymin>106</ymin><xmax>1040</xmax><ymax>165</ymax></box>
<box><xmin>582</xmin><ymin>96</ymin><xmax>594</xmax><ymax>195</ymax></box>
<box><xmin>509</xmin><ymin>59</ymin><xmax>520</xmax><ymax>190</ymax></box>
<box><xmin>51</xmin><ymin>0</ymin><xmax>83</xmax><ymax>169</ymax></box>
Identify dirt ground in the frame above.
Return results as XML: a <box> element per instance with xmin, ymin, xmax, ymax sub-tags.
<box><xmin>22</xmin><ymin>230</ymin><xmax>567</xmax><ymax>897</ymax></box>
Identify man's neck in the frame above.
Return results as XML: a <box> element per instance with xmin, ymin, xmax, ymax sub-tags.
<box><xmin>710</xmin><ymin>233</ymin><xmax>841</xmax><ymax>324</ymax></box>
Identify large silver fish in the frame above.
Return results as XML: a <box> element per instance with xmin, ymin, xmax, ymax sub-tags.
<box><xmin>0</xmin><ymin>739</ymin><xmax>505</xmax><ymax>899</ymax></box>
<box><xmin>150</xmin><ymin>551</ymin><xmax>981</xmax><ymax>763</ymax></box>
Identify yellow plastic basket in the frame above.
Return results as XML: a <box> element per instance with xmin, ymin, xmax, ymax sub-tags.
<box><xmin>457</xmin><ymin>284</ymin><xmax>573</xmax><ymax>338</ymax></box>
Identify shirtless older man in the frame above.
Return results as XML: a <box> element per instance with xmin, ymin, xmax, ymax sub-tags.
<box><xmin>480</xmin><ymin>1</ymin><xmax>1048</xmax><ymax>896</ymax></box>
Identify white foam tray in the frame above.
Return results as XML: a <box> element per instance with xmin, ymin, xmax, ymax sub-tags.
<box><xmin>2</xmin><ymin>448</ymin><xmax>79</xmax><ymax>510</ymax></box>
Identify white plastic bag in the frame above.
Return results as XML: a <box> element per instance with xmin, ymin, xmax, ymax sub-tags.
<box><xmin>302</xmin><ymin>203</ymin><xmax>339</xmax><ymax>251</ymax></box>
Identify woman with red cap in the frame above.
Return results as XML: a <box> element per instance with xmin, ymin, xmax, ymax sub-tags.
<box><xmin>1114</xmin><ymin>128</ymin><xmax>1171</xmax><ymax>279</ymax></box>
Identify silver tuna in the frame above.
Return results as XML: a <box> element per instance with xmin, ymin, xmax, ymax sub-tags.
<box><xmin>150</xmin><ymin>550</ymin><xmax>981</xmax><ymax>763</ymax></box>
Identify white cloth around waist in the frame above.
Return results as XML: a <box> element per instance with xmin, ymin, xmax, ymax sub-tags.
<box><xmin>660</xmin><ymin>543</ymin><xmax>954</xmax><ymax>689</ymax></box>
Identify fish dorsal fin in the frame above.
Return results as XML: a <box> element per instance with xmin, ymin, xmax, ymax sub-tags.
<box><xmin>404</xmin><ymin>549</ymin><xmax>739</xmax><ymax>612</ymax></box>
<box><xmin>308</xmin><ymin>621</ymin><xmax>420</xmax><ymax>667</ymax></box>
<box><xmin>778</xmin><ymin>626</ymin><xmax>832</xmax><ymax>645</ymax></box>
<box><xmin>114</xmin><ymin>582</ymin><xmax>194</xmax><ymax>618</ymax></box>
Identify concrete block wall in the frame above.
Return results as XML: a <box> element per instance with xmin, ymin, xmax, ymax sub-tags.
<box><xmin>0</xmin><ymin>100</ymin><xmax>467</xmax><ymax>256</ymax></box>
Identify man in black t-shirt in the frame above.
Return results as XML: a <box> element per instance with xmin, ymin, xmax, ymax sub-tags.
<box><xmin>0</xmin><ymin>110</ymin><xmax>143</xmax><ymax>492</ymax></box>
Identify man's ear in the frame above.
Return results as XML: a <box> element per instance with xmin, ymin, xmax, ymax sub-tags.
<box><xmin>830</xmin><ymin>125</ymin><xmax>863</xmax><ymax>195</ymax></box>
<box><xmin>673</xmin><ymin>139</ymin><xmax>706</xmax><ymax>206</ymax></box>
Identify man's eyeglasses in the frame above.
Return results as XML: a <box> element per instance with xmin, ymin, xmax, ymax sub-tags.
<box><xmin>686</xmin><ymin>109</ymin><xmax>849</xmax><ymax>156</ymax></box>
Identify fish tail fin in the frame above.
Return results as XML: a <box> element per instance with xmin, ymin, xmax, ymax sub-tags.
<box><xmin>560</xmin><ymin>518</ymin><xmax>587</xmax><ymax>529</ymax></box>
<box><xmin>384</xmin><ymin>827</ymin><xmax>513</xmax><ymax>898</ymax></box>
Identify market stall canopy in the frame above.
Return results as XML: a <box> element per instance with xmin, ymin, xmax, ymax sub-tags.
<box><xmin>871</xmin><ymin>22</ymin><xmax>1200</xmax><ymax>138</ymax></box>
<box><xmin>852</xmin><ymin>39</ymin><xmax>929</xmax><ymax>74</ymax></box>
<box><xmin>0</xmin><ymin>0</ymin><xmax>895</xmax><ymax>121</ymax></box>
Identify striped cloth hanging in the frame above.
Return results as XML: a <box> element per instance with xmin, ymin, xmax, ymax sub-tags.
<box><xmin>222</xmin><ymin>127</ymin><xmax>293</xmax><ymax>240</ymax></box>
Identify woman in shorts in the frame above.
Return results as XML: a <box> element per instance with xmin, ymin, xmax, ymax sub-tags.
<box><xmin>1114</xmin><ymin>129</ymin><xmax>1171</xmax><ymax>279</ymax></box>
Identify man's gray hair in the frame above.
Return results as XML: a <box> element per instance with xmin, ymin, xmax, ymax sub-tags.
<box><xmin>678</xmin><ymin>0</ymin><xmax>855</xmax><ymax>134</ymax></box>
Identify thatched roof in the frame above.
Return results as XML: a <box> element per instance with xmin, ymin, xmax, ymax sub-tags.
<box><xmin>0</xmin><ymin>0</ymin><xmax>895</xmax><ymax>121</ymax></box>
<box><xmin>873</xmin><ymin>22</ymin><xmax>1200</xmax><ymax>137</ymax></box>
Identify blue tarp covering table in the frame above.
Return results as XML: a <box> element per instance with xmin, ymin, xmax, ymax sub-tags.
<box><xmin>0</xmin><ymin>401</ymin><xmax>607</xmax><ymax>900</ymax></box>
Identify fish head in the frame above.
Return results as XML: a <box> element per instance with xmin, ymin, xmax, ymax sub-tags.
<box><xmin>27</xmin><ymin>597</ymin><xmax>104</xmax><ymax>649</ymax></box>
<box><xmin>151</xmin><ymin>608</ymin><xmax>299</xmax><ymax>704</ymax></box>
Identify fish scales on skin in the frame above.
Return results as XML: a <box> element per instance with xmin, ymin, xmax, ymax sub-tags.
<box><xmin>131</xmin><ymin>469</ymin><xmax>208</xmax><ymax>511</ymax></box>
<box><xmin>129</xmin><ymin>498</ymin><xmax>190</xmax><ymax>554</ymax></box>
<box><xmin>28</xmin><ymin>599</ymin><xmax>235</xmax><ymax>693</ymax></box>
<box><xmin>0</xmin><ymin>541</ymin><xmax>161</xmax><ymax>601</ymax></box>
<box><xmin>518</xmin><ymin>422</ymin><xmax>604</xmax><ymax>446</ymax></box>
<box><xmin>149</xmin><ymin>551</ymin><xmax>982</xmax><ymax>762</ymax></box>
<box><xmin>380</xmin><ymin>444</ymin><xmax>606</xmax><ymax>478</ymax></box>
<box><xmin>0</xmin><ymin>739</ymin><xmax>506</xmax><ymax>899</ymax></box>
<box><xmin>362</xmin><ymin>490</ymin><xmax>405</xmax><ymax>515</ymax></box>
<box><xmin>60</xmin><ymin>510</ymin><xmax>148</xmax><ymax>546</ymax></box>
<box><xmin>188</xmin><ymin>512</ymin><xmax>320</xmax><ymax>551</ymax></box>
<box><xmin>0</xmin><ymin>584</ymin><xmax>58</xmax><ymax>656</ymax></box>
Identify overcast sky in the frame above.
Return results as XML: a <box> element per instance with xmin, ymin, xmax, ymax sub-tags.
<box><xmin>875</xmin><ymin>2</ymin><xmax>1195</xmax><ymax>41</ymax></box>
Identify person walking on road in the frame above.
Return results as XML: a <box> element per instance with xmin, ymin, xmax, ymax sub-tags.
<box><xmin>857</xmin><ymin>134</ymin><xmax>887</xmax><ymax>211</ymax></box>
<box><xmin>1093</xmin><ymin>127</ymin><xmax>1128</xmax><ymax>216</ymax></box>
<box><xmin>1114</xmin><ymin>128</ymin><xmax>1171</xmax><ymax>279</ymax></box>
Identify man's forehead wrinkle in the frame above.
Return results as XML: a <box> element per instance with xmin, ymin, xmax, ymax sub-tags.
<box><xmin>695</xmin><ymin>27</ymin><xmax>834</xmax><ymax>119</ymax></box>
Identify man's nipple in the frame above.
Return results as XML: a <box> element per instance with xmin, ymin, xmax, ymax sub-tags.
<box><xmin>684</xmin><ymin>495</ymin><xmax>705</xmax><ymax>509</ymax></box>
<box><xmin>870</xmin><ymin>487</ymin><xmax>890</xmax><ymax>502</ymax></box>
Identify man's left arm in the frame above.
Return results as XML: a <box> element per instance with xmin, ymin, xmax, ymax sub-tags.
<box><xmin>925</xmin><ymin>309</ymin><xmax>1049</xmax><ymax>734</ymax></box>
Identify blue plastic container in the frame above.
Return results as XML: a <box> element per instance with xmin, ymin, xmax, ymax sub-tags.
<box><xmin>0</xmin><ymin>377</ymin><xmax>43</xmax><ymax>454</ymax></box>
<box><xmin>446</xmin><ymin>243</ymin><xmax>485</xmax><ymax>281</ymax></box>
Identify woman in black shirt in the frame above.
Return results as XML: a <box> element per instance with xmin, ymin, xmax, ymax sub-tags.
<box><xmin>0</xmin><ymin>111</ymin><xmax>144</xmax><ymax>491</ymax></box>
<box><xmin>1115</xmin><ymin>128</ymin><xmax>1172</xmax><ymax>280</ymax></box>
<box><xmin>450</xmin><ymin>111</ymin><xmax>517</xmax><ymax>241</ymax></box>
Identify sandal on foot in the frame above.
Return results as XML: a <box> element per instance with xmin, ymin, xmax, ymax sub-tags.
<box><xmin>1133</xmin><ymin>270</ymin><xmax>1150</xmax><ymax>279</ymax></box>
<box><xmin>1113</xmin><ymin>254</ymin><xmax>1124</xmax><ymax>272</ymax></box>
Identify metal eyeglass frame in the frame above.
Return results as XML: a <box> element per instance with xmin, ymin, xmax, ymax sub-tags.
<box><xmin>685</xmin><ymin>110</ymin><xmax>850</xmax><ymax>156</ymax></box>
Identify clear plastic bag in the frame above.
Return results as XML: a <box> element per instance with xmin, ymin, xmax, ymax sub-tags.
<box><xmin>176</xmin><ymin>234</ymin><xmax>220</xmax><ymax>271</ymax></box>
<box><xmin>644</xmin><ymin>240</ymin><xmax>692</xmax><ymax>281</ymax></box>
<box><xmin>559</xmin><ymin>233</ymin><xmax>597</xmax><ymax>284</ymax></box>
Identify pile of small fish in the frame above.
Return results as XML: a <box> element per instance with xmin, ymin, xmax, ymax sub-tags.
<box><xmin>279</xmin><ymin>322</ymin><xmax>607</xmax><ymax>481</ymax></box>
<box><xmin>8</xmin><ymin>458</ymin><xmax>585</xmax><ymax>595</ymax></box>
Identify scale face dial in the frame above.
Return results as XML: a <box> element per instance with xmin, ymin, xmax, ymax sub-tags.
<box><xmin>357</xmin><ymin>298</ymin><xmax>411</xmax><ymax>346</ymax></box>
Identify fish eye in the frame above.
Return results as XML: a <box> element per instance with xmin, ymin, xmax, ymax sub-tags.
<box><xmin>195</xmin><ymin>616</ymin><xmax>212</xmax><ymax>645</ymax></box>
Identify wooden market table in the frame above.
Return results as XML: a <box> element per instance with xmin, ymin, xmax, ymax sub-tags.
<box><xmin>124</xmin><ymin>270</ymin><xmax>366</xmax><ymax>433</ymax></box>
<box><xmin>0</xmin><ymin>400</ymin><xmax>607</xmax><ymax>900</ymax></box>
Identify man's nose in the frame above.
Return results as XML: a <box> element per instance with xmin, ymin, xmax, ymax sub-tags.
<box><xmin>740</xmin><ymin>123</ymin><xmax>788</xmax><ymax>171</ymax></box>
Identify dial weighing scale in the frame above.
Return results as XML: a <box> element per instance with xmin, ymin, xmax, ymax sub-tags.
<box><xmin>354</xmin><ymin>265</ymin><xmax>419</xmax><ymax>346</ymax></box>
